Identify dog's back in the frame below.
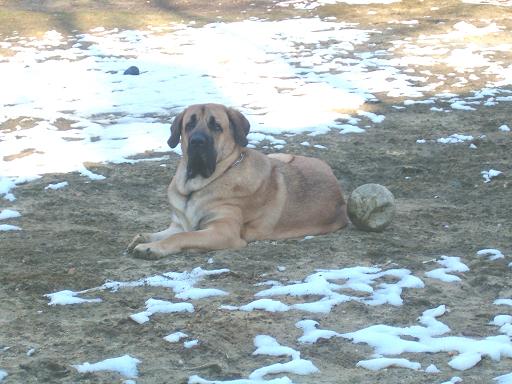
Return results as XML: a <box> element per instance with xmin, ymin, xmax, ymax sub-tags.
<box><xmin>266</xmin><ymin>154</ymin><xmax>348</xmax><ymax>239</ymax></box>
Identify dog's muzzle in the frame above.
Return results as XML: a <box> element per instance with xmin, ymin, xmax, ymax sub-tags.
<box><xmin>186</xmin><ymin>132</ymin><xmax>217</xmax><ymax>179</ymax></box>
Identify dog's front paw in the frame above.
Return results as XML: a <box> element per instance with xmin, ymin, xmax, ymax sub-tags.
<box><xmin>127</xmin><ymin>233</ymin><xmax>150</xmax><ymax>252</ymax></box>
<box><xmin>132</xmin><ymin>243</ymin><xmax>170</xmax><ymax>260</ymax></box>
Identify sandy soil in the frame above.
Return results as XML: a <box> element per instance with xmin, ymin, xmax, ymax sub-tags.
<box><xmin>1</xmin><ymin>1</ymin><xmax>512</xmax><ymax>383</ymax></box>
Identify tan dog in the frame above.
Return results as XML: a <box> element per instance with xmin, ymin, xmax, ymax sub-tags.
<box><xmin>128</xmin><ymin>103</ymin><xmax>348</xmax><ymax>259</ymax></box>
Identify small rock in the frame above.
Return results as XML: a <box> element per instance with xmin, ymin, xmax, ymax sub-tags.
<box><xmin>123</xmin><ymin>66</ymin><xmax>140</xmax><ymax>75</ymax></box>
<box><xmin>347</xmin><ymin>183</ymin><xmax>396</xmax><ymax>232</ymax></box>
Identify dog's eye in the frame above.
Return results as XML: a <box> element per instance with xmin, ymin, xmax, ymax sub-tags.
<box><xmin>185</xmin><ymin>114</ymin><xmax>197</xmax><ymax>132</ymax></box>
<box><xmin>208</xmin><ymin>117</ymin><xmax>223</xmax><ymax>132</ymax></box>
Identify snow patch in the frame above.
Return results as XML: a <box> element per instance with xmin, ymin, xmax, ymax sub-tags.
<box><xmin>129</xmin><ymin>298</ymin><xmax>194</xmax><ymax>324</ymax></box>
<box><xmin>73</xmin><ymin>355</ymin><xmax>140</xmax><ymax>378</ymax></box>
<box><xmin>477</xmin><ymin>248</ymin><xmax>505</xmax><ymax>261</ymax></box>
<box><xmin>45</xmin><ymin>267</ymin><xmax>230</xmax><ymax>306</ymax></box>
<box><xmin>191</xmin><ymin>335</ymin><xmax>318</xmax><ymax>383</ymax></box>
<box><xmin>0</xmin><ymin>175</ymin><xmax>41</xmax><ymax>201</ymax></box>
<box><xmin>184</xmin><ymin>339</ymin><xmax>200</xmax><ymax>348</ymax></box>
<box><xmin>425</xmin><ymin>256</ymin><xmax>469</xmax><ymax>283</ymax></box>
<box><xmin>358</xmin><ymin>110</ymin><xmax>386</xmax><ymax>123</ymax></box>
<box><xmin>482</xmin><ymin>169</ymin><xmax>503</xmax><ymax>183</ymax></box>
<box><xmin>79</xmin><ymin>167</ymin><xmax>106</xmax><ymax>181</ymax></box>
<box><xmin>296</xmin><ymin>320</ymin><xmax>339</xmax><ymax>344</ymax></box>
<box><xmin>45</xmin><ymin>181</ymin><xmax>69</xmax><ymax>190</ymax></box>
<box><xmin>176</xmin><ymin>288</ymin><xmax>228</xmax><ymax>300</ymax></box>
<box><xmin>462</xmin><ymin>0</ymin><xmax>512</xmax><ymax>5</ymax></box>
<box><xmin>45</xmin><ymin>290</ymin><xmax>102</xmax><ymax>306</ymax></box>
<box><xmin>239</xmin><ymin>299</ymin><xmax>290</xmax><ymax>312</ymax></box>
<box><xmin>356</xmin><ymin>357</ymin><xmax>421</xmax><ymax>371</ymax></box>
<box><xmin>277</xmin><ymin>0</ymin><xmax>400</xmax><ymax>9</ymax></box>
<box><xmin>440</xmin><ymin>377</ymin><xmax>462</xmax><ymax>384</ymax></box>
<box><xmin>164</xmin><ymin>331</ymin><xmax>188</xmax><ymax>343</ymax></box>
<box><xmin>232</xmin><ymin>266</ymin><xmax>424</xmax><ymax>314</ymax></box>
<box><xmin>425</xmin><ymin>364</ymin><xmax>440</xmax><ymax>373</ymax></box>
<box><xmin>436</xmin><ymin>134</ymin><xmax>474</xmax><ymax>144</ymax></box>
<box><xmin>0</xmin><ymin>224</ymin><xmax>21</xmax><ymax>231</ymax></box>
<box><xmin>342</xmin><ymin>305</ymin><xmax>512</xmax><ymax>371</ymax></box>
<box><xmin>0</xmin><ymin>209</ymin><xmax>21</xmax><ymax>220</ymax></box>
<box><xmin>490</xmin><ymin>315</ymin><xmax>512</xmax><ymax>327</ymax></box>
<box><xmin>495</xmin><ymin>372</ymin><xmax>512</xmax><ymax>384</ymax></box>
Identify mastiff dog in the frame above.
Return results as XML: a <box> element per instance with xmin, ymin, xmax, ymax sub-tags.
<box><xmin>128</xmin><ymin>103</ymin><xmax>349</xmax><ymax>259</ymax></box>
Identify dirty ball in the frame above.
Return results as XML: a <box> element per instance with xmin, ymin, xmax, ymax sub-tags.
<box><xmin>347</xmin><ymin>183</ymin><xmax>395</xmax><ymax>232</ymax></box>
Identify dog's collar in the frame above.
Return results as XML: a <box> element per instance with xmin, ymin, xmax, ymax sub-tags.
<box><xmin>230</xmin><ymin>151</ymin><xmax>245</xmax><ymax>169</ymax></box>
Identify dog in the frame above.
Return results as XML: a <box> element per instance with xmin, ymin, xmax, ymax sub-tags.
<box><xmin>128</xmin><ymin>103</ymin><xmax>349</xmax><ymax>259</ymax></box>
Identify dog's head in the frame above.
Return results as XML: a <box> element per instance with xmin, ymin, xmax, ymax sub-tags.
<box><xmin>168</xmin><ymin>103</ymin><xmax>250</xmax><ymax>180</ymax></box>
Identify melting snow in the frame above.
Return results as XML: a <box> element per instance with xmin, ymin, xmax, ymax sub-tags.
<box><xmin>44</xmin><ymin>181</ymin><xmax>69</xmax><ymax>190</ymax></box>
<box><xmin>78</xmin><ymin>167</ymin><xmax>106</xmax><ymax>181</ymax></box>
<box><xmin>425</xmin><ymin>364</ymin><xmax>441</xmax><ymax>373</ymax></box>
<box><xmin>129</xmin><ymin>298</ymin><xmax>194</xmax><ymax>324</ymax></box>
<box><xmin>356</xmin><ymin>357</ymin><xmax>421</xmax><ymax>371</ymax></box>
<box><xmin>190</xmin><ymin>335</ymin><xmax>318</xmax><ymax>383</ymax></box>
<box><xmin>2</xmin><ymin>17</ymin><xmax>511</xmax><ymax>182</ymax></box>
<box><xmin>424</xmin><ymin>256</ymin><xmax>469</xmax><ymax>283</ymax></box>
<box><xmin>436</xmin><ymin>134</ymin><xmax>474</xmax><ymax>144</ymax></box>
<box><xmin>164</xmin><ymin>331</ymin><xmax>188</xmax><ymax>343</ymax></box>
<box><xmin>184</xmin><ymin>339</ymin><xmax>200</xmax><ymax>348</ymax></box>
<box><xmin>357</xmin><ymin>110</ymin><xmax>386</xmax><ymax>123</ymax></box>
<box><xmin>0</xmin><ymin>175</ymin><xmax>41</xmax><ymax>201</ymax></box>
<box><xmin>495</xmin><ymin>372</ymin><xmax>512</xmax><ymax>384</ymax></box>
<box><xmin>277</xmin><ymin>0</ymin><xmax>400</xmax><ymax>9</ymax></box>
<box><xmin>0</xmin><ymin>224</ymin><xmax>21</xmax><ymax>232</ymax></box>
<box><xmin>239</xmin><ymin>299</ymin><xmax>290</xmax><ymax>312</ymax></box>
<box><xmin>45</xmin><ymin>267</ymin><xmax>230</xmax><ymax>306</ymax></box>
<box><xmin>175</xmin><ymin>288</ymin><xmax>228</xmax><ymax>300</ymax></box>
<box><xmin>253</xmin><ymin>335</ymin><xmax>300</xmax><ymax>360</ymax></box>
<box><xmin>190</xmin><ymin>377</ymin><xmax>292</xmax><ymax>384</ymax></box>
<box><xmin>440</xmin><ymin>377</ymin><xmax>462</xmax><ymax>384</ymax></box>
<box><xmin>490</xmin><ymin>315</ymin><xmax>512</xmax><ymax>327</ymax></box>
<box><xmin>0</xmin><ymin>209</ymin><xmax>21</xmax><ymax>220</ymax></box>
<box><xmin>462</xmin><ymin>0</ymin><xmax>512</xmax><ymax>5</ymax></box>
<box><xmin>1</xmin><ymin>18</ymin><xmax>378</xmax><ymax>178</ymax></box>
<box><xmin>295</xmin><ymin>320</ymin><xmax>339</xmax><ymax>344</ymax></box>
<box><xmin>73</xmin><ymin>354</ymin><xmax>140</xmax><ymax>378</ymax></box>
<box><xmin>477</xmin><ymin>248</ymin><xmax>505</xmax><ymax>261</ymax></box>
<box><xmin>228</xmin><ymin>266</ymin><xmax>424</xmax><ymax>314</ymax></box>
<box><xmin>45</xmin><ymin>290</ymin><xmax>102</xmax><ymax>306</ymax></box>
<box><xmin>482</xmin><ymin>169</ymin><xmax>503</xmax><ymax>183</ymax></box>
<box><xmin>341</xmin><ymin>305</ymin><xmax>512</xmax><ymax>371</ymax></box>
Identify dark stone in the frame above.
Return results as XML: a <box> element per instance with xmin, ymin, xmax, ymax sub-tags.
<box><xmin>123</xmin><ymin>66</ymin><xmax>140</xmax><ymax>75</ymax></box>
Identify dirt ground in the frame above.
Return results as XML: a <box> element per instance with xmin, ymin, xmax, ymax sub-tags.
<box><xmin>1</xmin><ymin>1</ymin><xmax>512</xmax><ymax>383</ymax></box>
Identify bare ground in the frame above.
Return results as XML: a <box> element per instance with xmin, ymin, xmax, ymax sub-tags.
<box><xmin>1</xmin><ymin>1</ymin><xmax>512</xmax><ymax>383</ymax></box>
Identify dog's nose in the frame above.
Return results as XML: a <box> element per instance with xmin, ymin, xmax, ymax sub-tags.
<box><xmin>189</xmin><ymin>133</ymin><xmax>207</xmax><ymax>147</ymax></box>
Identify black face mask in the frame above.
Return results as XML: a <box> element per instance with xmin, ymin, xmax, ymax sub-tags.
<box><xmin>186</xmin><ymin>133</ymin><xmax>217</xmax><ymax>180</ymax></box>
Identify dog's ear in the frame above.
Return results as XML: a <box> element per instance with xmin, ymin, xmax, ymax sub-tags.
<box><xmin>227</xmin><ymin>107</ymin><xmax>250</xmax><ymax>147</ymax></box>
<box><xmin>168</xmin><ymin>110</ymin><xmax>185</xmax><ymax>148</ymax></box>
